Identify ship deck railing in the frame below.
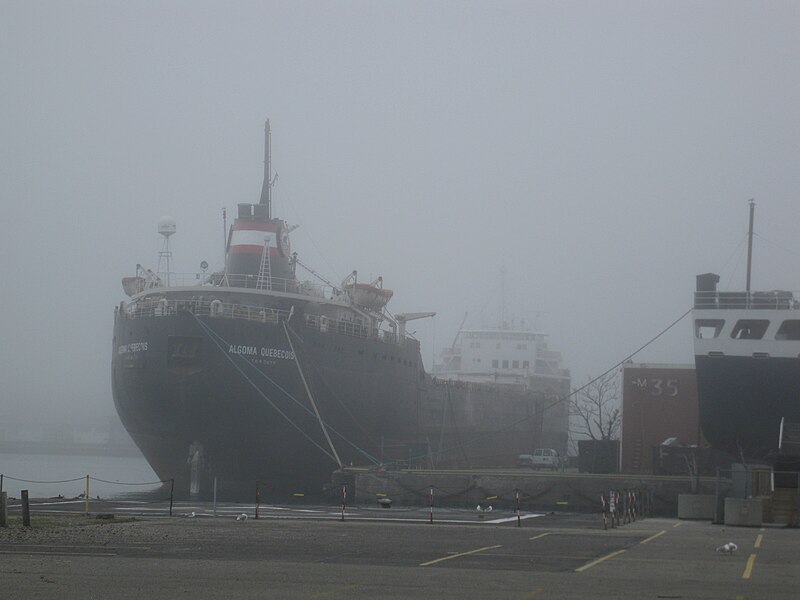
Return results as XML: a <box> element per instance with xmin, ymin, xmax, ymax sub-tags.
<box><xmin>134</xmin><ymin>272</ymin><xmax>335</xmax><ymax>299</ymax></box>
<box><xmin>122</xmin><ymin>298</ymin><xmax>404</xmax><ymax>345</ymax></box>
<box><xmin>694</xmin><ymin>290</ymin><xmax>800</xmax><ymax>310</ymax></box>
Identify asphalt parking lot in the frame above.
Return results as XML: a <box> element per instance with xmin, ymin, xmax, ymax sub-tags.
<box><xmin>1</xmin><ymin>498</ymin><xmax>797</xmax><ymax>599</ymax></box>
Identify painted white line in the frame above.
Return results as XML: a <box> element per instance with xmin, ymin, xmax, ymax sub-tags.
<box><xmin>0</xmin><ymin>550</ymin><xmax>117</xmax><ymax>557</ymax></box>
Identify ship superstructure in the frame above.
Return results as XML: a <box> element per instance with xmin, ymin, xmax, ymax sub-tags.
<box><xmin>692</xmin><ymin>202</ymin><xmax>800</xmax><ymax>462</ymax></box>
<box><xmin>693</xmin><ymin>274</ymin><xmax>800</xmax><ymax>459</ymax></box>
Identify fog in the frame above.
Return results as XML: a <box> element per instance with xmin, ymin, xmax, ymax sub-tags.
<box><xmin>1</xmin><ymin>1</ymin><xmax>798</xmax><ymax>424</ymax></box>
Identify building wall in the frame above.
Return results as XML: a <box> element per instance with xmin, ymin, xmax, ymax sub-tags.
<box><xmin>621</xmin><ymin>363</ymin><xmax>703</xmax><ymax>474</ymax></box>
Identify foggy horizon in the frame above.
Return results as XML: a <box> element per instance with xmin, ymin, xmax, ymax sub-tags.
<box><xmin>2</xmin><ymin>1</ymin><xmax>799</xmax><ymax>423</ymax></box>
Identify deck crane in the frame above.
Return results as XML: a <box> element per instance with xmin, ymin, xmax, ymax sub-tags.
<box><xmin>394</xmin><ymin>312</ymin><xmax>436</xmax><ymax>343</ymax></box>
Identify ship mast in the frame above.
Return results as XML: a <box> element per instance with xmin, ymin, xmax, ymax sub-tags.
<box><xmin>745</xmin><ymin>198</ymin><xmax>755</xmax><ymax>294</ymax></box>
<box><xmin>259</xmin><ymin>119</ymin><xmax>272</xmax><ymax>218</ymax></box>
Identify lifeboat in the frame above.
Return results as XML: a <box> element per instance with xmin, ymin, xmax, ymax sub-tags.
<box><xmin>344</xmin><ymin>282</ymin><xmax>393</xmax><ymax>310</ymax></box>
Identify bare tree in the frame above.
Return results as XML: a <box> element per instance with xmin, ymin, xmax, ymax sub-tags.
<box><xmin>570</xmin><ymin>371</ymin><xmax>621</xmax><ymax>441</ymax></box>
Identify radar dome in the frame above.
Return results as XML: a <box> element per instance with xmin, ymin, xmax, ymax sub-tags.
<box><xmin>158</xmin><ymin>216</ymin><xmax>176</xmax><ymax>237</ymax></box>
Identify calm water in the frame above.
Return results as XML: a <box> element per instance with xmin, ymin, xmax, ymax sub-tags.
<box><xmin>0</xmin><ymin>452</ymin><xmax>159</xmax><ymax>499</ymax></box>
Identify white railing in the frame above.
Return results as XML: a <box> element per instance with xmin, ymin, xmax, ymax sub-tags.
<box><xmin>138</xmin><ymin>272</ymin><xmax>335</xmax><ymax>299</ymax></box>
<box><xmin>124</xmin><ymin>297</ymin><xmax>291</xmax><ymax>323</ymax></box>
<box><xmin>694</xmin><ymin>290</ymin><xmax>799</xmax><ymax>310</ymax></box>
<box><xmin>121</xmin><ymin>297</ymin><xmax>404</xmax><ymax>345</ymax></box>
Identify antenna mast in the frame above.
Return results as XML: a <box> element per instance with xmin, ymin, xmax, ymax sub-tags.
<box><xmin>745</xmin><ymin>199</ymin><xmax>755</xmax><ymax>294</ymax></box>
<box><xmin>259</xmin><ymin>119</ymin><xmax>272</xmax><ymax>218</ymax></box>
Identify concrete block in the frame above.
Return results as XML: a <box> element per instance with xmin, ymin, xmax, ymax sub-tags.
<box><xmin>678</xmin><ymin>494</ymin><xmax>715</xmax><ymax>520</ymax></box>
<box><xmin>724</xmin><ymin>497</ymin><xmax>762</xmax><ymax>527</ymax></box>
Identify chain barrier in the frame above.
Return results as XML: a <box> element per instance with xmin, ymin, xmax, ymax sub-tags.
<box><xmin>599</xmin><ymin>487</ymin><xmax>651</xmax><ymax>530</ymax></box>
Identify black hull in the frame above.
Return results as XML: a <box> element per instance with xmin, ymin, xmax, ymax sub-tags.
<box><xmin>695</xmin><ymin>355</ymin><xmax>800</xmax><ymax>460</ymax></box>
<box><xmin>112</xmin><ymin>310</ymin><xmax>423</xmax><ymax>499</ymax></box>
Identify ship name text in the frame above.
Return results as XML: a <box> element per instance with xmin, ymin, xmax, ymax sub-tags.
<box><xmin>228</xmin><ymin>345</ymin><xmax>295</xmax><ymax>360</ymax></box>
<box><xmin>118</xmin><ymin>342</ymin><xmax>149</xmax><ymax>354</ymax></box>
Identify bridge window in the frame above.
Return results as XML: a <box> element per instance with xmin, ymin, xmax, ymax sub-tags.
<box><xmin>695</xmin><ymin>319</ymin><xmax>724</xmax><ymax>339</ymax></box>
<box><xmin>776</xmin><ymin>320</ymin><xmax>800</xmax><ymax>340</ymax></box>
<box><xmin>730</xmin><ymin>319</ymin><xmax>769</xmax><ymax>340</ymax></box>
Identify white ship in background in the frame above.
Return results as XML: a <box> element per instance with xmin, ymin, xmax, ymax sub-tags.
<box><xmin>433</xmin><ymin>320</ymin><xmax>571</xmax><ymax>456</ymax></box>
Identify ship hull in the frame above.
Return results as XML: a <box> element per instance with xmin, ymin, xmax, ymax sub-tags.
<box><xmin>695</xmin><ymin>354</ymin><xmax>800</xmax><ymax>460</ymax></box>
<box><xmin>112</xmin><ymin>308</ymin><xmax>423</xmax><ymax>499</ymax></box>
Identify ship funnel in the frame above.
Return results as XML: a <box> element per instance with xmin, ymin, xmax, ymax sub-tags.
<box><xmin>259</xmin><ymin>119</ymin><xmax>272</xmax><ymax>217</ymax></box>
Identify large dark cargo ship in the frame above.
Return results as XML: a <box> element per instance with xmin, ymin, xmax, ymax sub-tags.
<box><xmin>692</xmin><ymin>203</ymin><xmax>800</xmax><ymax>462</ymax></box>
<box><xmin>112</xmin><ymin>122</ymin><xmax>564</xmax><ymax>499</ymax></box>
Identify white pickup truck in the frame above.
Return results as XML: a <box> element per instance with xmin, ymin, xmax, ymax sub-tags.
<box><xmin>517</xmin><ymin>448</ymin><xmax>560</xmax><ymax>470</ymax></box>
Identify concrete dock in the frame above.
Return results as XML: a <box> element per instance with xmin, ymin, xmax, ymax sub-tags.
<box><xmin>0</xmin><ymin>497</ymin><xmax>796</xmax><ymax>599</ymax></box>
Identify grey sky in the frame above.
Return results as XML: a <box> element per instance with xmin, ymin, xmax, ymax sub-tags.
<box><xmin>1</xmin><ymin>1</ymin><xmax>799</xmax><ymax>420</ymax></box>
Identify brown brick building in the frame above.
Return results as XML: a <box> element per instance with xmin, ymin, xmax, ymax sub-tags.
<box><xmin>621</xmin><ymin>363</ymin><xmax>705</xmax><ymax>474</ymax></box>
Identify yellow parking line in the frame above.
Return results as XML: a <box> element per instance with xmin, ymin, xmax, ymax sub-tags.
<box><xmin>640</xmin><ymin>530</ymin><xmax>666</xmax><ymax>544</ymax></box>
<box><xmin>515</xmin><ymin>588</ymin><xmax>543</xmax><ymax>600</ymax></box>
<box><xmin>742</xmin><ymin>553</ymin><xmax>756</xmax><ymax>579</ymax></box>
<box><xmin>672</xmin><ymin>522</ymin><xmax>682</xmax><ymax>528</ymax></box>
<box><xmin>754</xmin><ymin>534</ymin><xmax>763</xmax><ymax>548</ymax></box>
<box><xmin>575</xmin><ymin>549</ymin><xmax>626</xmax><ymax>572</ymax></box>
<box><xmin>529</xmin><ymin>532</ymin><xmax>551</xmax><ymax>541</ymax></box>
<box><xmin>420</xmin><ymin>544</ymin><xmax>502</xmax><ymax>567</ymax></box>
<box><xmin>303</xmin><ymin>584</ymin><xmax>359</xmax><ymax>599</ymax></box>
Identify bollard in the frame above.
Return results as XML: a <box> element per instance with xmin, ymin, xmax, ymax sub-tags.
<box><xmin>516</xmin><ymin>489</ymin><xmax>521</xmax><ymax>527</ymax></box>
<box><xmin>169</xmin><ymin>479</ymin><xmax>174</xmax><ymax>517</ymax></box>
<box><xmin>85</xmin><ymin>475</ymin><xmax>90</xmax><ymax>516</ymax></box>
<box><xmin>1</xmin><ymin>491</ymin><xmax>7</xmax><ymax>527</ymax></box>
<box><xmin>601</xmin><ymin>493</ymin><xmax>607</xmax><ymax>530</ymax></box>
<box><xmin>21</xmin><ymin>490</ymin><xmax>31</xmax><ymax>527</ymax></box>
<box><xmin>341</xmin><ymin>484</ymin><xmax>347</xmax><ymax>522</ymax></box>
<box><xmin>428</xmin><ymin>487</ymin><xmax>434</xmax><ymax>524</ymax></box>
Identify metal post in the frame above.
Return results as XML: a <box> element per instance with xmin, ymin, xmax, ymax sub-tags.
<box><xmin>429</xmin><ymin>487</ymin><xmax>434</xmax><ymax>524</ymax></box>
<box><xmin>21</xmin><ymin>490</ymin><xmax>30</xmax><ymax>527</ymax></box>
<box><xmin>1</xmin><ymin>473</ymin><xmax>3</xmax><ymax>495</ymax></box>
<box><xmin>341</xmin><ymin>484</ymin><xmax>347</xmax><ymax>522</ymax></box>
<box><xmin>0</xmin><ymin>491</ymin><xmax>7</xmax><ymax>527</ymax></box>
<box><xmin>85</xmin><ymin>475</ymin><xmax>90</xmax><ymax>516</ymax></box>
<box><xmin>255</xmin><ymin>482</ymin><xmax>260</xmax><ymax>520</ymax></box>
<box><xmin>213</xmin><ymin>477</ymin><xmax>217</xmax><ymax>518</ymax></box>
<box><xmin>516</xmin><ymin>489</ymin><xmax>521</xmax><ymax>527</ymax></box>
<box><xmin>169</xmin><ymin>479</ymin><xmax>174</xmax><ymax>517</ymax></box>
<box><xmin>745</xmin><ymin>199</ymin><xmax>755</xmax><ymax>296</ymax></box>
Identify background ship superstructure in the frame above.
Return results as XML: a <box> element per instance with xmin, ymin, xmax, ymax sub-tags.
<box><xmin>434</xmin><ymin>326</ymin><xmax>571</xmax><ymax>458</ymax></box>
<box><xmin>112</xmin><ymin>122</ymin><xmax>571</xmax><ymax>499</ymax></box>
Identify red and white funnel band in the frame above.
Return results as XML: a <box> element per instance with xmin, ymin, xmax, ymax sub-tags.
<box><xmin>229</xmin><ymin>222</ymin><xmax>278</xmax><ymax>255</ymax></box>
